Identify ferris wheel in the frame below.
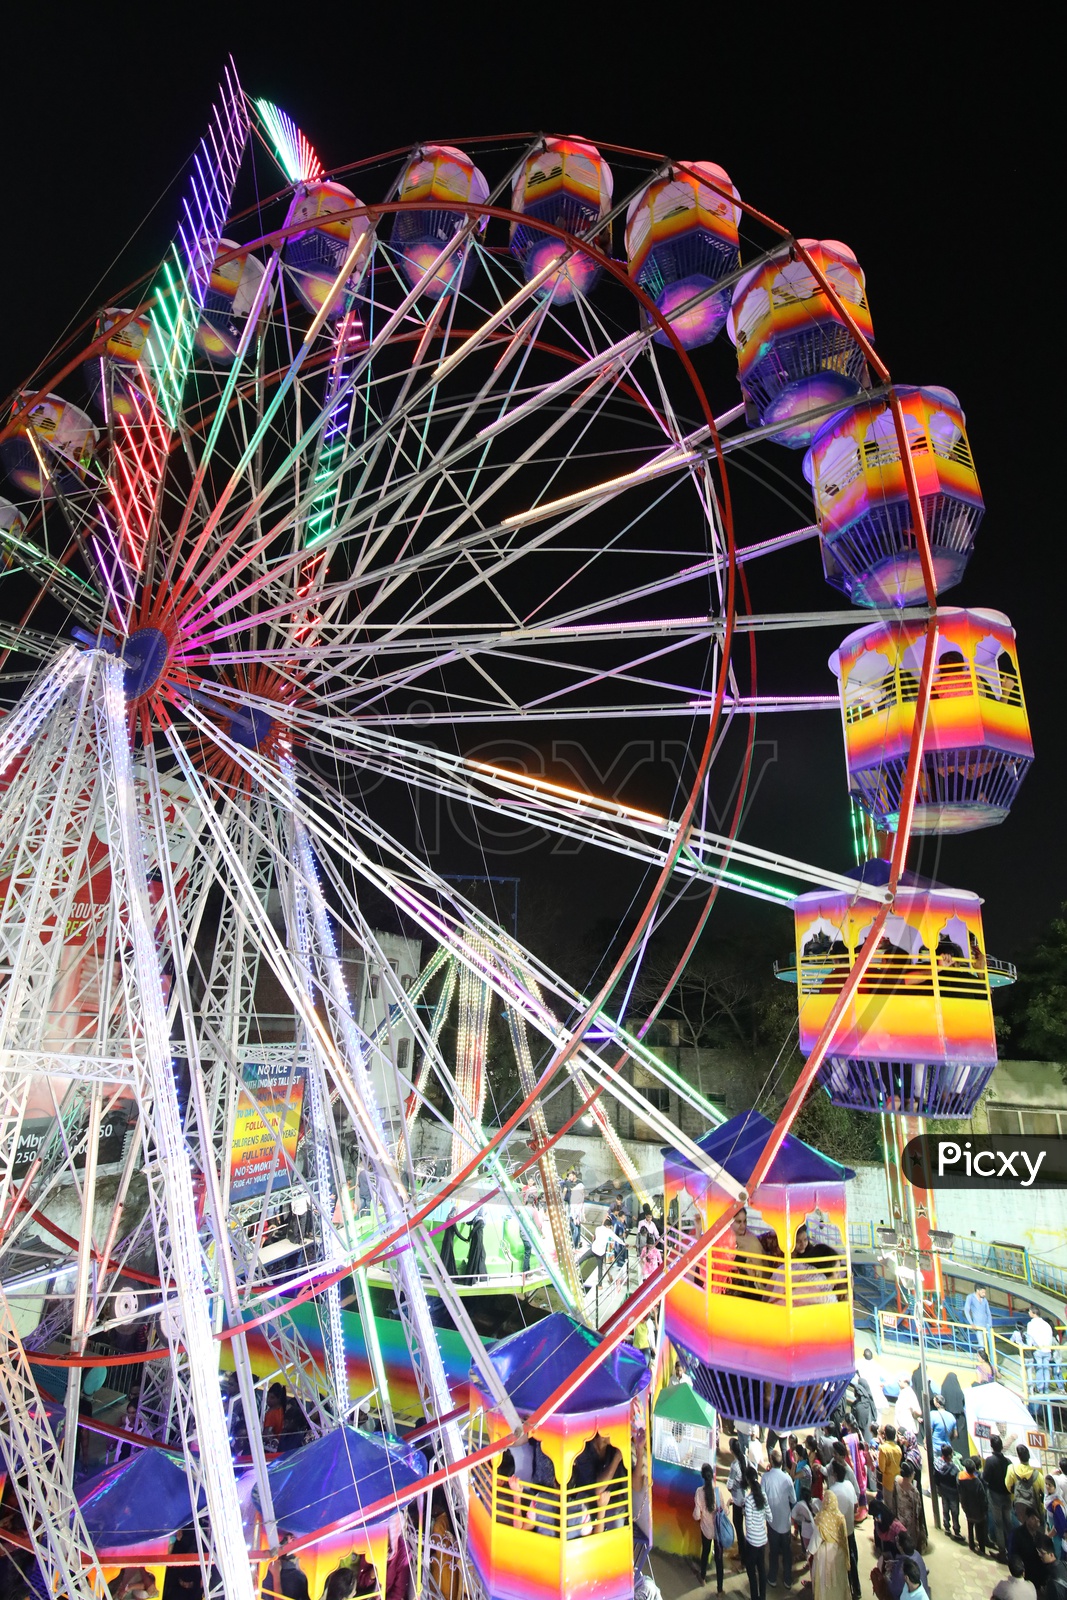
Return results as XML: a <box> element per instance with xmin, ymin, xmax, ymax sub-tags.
<box><xmin>0</xmin><ymin>66</ymin><xmax>1029</xmax><ymax>1600</ymax></box>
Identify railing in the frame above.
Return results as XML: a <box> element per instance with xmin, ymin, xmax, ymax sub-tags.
<box><xmin>844</xmin><ymin>656</ymin><xmax>1021</xmax><ymax>724</ymax></box>
<box><xmin>873</xmin><ymin>1308</ymin><xmax>1067</xmax><ymax>1411</ymax></box>
<box><xmin>663</xmin><ymin>1225</ymin><xmax>851</xmax><ymax>1310</ymax></box>
<box><xmin>850</xmin><ymin>1222</ymin><xmax>1067</xmax><ymax>1299</ymax></box>
<box><xmin>798</xmin><ymin>948</ymin><xmax>989</xmax><ymax>1003</ymax></box>
<box><xmin>471</xmin><ymin>1456</ymin><xmax>630</xmax><ymax>1540</ymax></box>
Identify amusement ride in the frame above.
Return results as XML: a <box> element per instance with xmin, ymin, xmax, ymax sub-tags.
<box><xmin>0</xmin><ymin>64</ymin><xmax>1033</xmax><ymax>1600</ymax></box>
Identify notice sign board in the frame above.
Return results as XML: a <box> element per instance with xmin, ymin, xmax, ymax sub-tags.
<box><xmin>229</xmin><ymin>1055</ymin><xmax>306</xmax><ymax>1202</ymax></box>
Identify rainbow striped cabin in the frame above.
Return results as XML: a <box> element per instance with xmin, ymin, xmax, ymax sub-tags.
<box><xmin>83</xmin><ymin>308</ymin><xmax>154</xmax><ymax>419</ymax></box>
<box><xmin>252</xmin><ymin>1426</ymin><xmax>425</xmax><ymax>1600</ymax></box>
<box><xmin>196</xmin><ymin>240</ymin><xmax>269</xmax><ymax>362</ymax></box>
<box><xmin>468</xmin><ymin>1313</ymin><xmax>650</xmax><ymax>1600</ymax></box>
<box><xmin>510</xmin><ymin>138</ymin><xmax>613</xmax><ymax>302</ymax></box>
<box><xmin>804</xmin><ymin>385</ymin><xmax>983</xmax><ymax>607</ymax></box>
<box><xmin>793</xmin><ymin>861</ymin><xmax>997</xmax><ymax>1118</ymax></box>
<box><xmin>1</xmin><ymin>391</ymin><xmax>97</xmax><ymax>497</ymax></box>
<box><xmin>391</xmin><ymin>145</ymin><xmax>489</xmax><ymax>298</ymax></box>
<box><xmin>285</xmin><ymin>182</ymin><xmax>374</xmax><ymax>318</ymax></box>
<box><xmin>726</xmin><ymin>240</ymin><xmax>873</xmax><ymax>448</ymax></box>
<box><xmin>662</xmin><ymin>1113</ymin><xmax>855</xmax><ymax>1431</ymax></box>
<box><xmin>830</xmin><ymin>608</ymin><xmax>1033</xmax><ymax>834</ymax></box>
<box><xmin>625</xmin><ymin>162</ymin><xmax>741</xmax><ymax>349</ymax></box>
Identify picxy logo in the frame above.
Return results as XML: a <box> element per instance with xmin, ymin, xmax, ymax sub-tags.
<box><xmin>901</xmin><ymin>1135</ymin><xmax>1066</xmax><ymax>1190</ymax></box>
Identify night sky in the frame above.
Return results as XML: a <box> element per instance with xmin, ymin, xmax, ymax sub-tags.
<box><xmin>0</xmin><ymin>11</ymin><xmax>1055</xmax><ymax>972</ymax></box>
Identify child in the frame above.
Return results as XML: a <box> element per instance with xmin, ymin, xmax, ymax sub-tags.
<box><xmin>639</xmin><ymin>1242</ymin><xmax>662</xmax><ymax>1281</ymax></box>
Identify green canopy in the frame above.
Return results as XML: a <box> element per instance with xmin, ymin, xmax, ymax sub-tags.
<box><xmin>654</xmin><ymin>1382</ymin><xmax>716</xmax><ymax>1427</ymax></box>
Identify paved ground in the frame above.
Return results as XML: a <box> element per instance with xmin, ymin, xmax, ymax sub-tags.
<box><xmin>654</xmin><ymin>1507</ymin><xmax>1005</xmax><ymax>1598</ymax></box>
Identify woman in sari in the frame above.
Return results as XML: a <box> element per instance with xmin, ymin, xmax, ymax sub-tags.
<box><xmin>891</xmin><ymin>1460</ymin><xmax>927</xmax><ymax>1552</ymax></box>
<box><xmin>811</xmin><ymin>1488</ymin><xmax>851</xmax><ymax>1600</ymax></box>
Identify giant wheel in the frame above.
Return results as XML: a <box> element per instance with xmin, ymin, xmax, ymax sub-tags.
<box><xmin>0</xmin><ymin>71</ymin><xmax>1016</xmax><ymax>1598</ymax></box>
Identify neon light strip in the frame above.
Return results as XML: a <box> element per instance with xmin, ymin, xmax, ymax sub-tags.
<box><xmin>147</xmin><ymin>65</ymin><xmax>250</xmax><ymax>428</ymax></box>
<box><xmin>254</xmin><ymin>99</ymin><xmax>323</xmax><ymax>185</ymax></box>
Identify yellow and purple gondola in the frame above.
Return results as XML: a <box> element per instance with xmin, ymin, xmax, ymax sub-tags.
<box><xmin>830</xmin><ymin>607</ymin><xmax>1033</xmax><ymax>833</ymax></box>
<box><xmin>391</xmin><ymin>145</ymin><xmax>489</xmax><ymax>298</ymax></box>
<box><xmin>804</xmin><ymin>384</ymin><xmax>983</xmax><ymax>607</ymax></box>
<box><xmin>510</xmin><ymin>138</ymin><xmax>612</xmax><ymax>302</ymax></box>
<box><xmin>792</xmin><ymin>861</ymin><xmax>998</xmax><ymax>1118</ymax></box>
<box><xmin>196</xmin><ymin>240</ymin><xmax>270</xmax><ymax>362</ymax></box>
<box><xmin>83</xmin><ymin>308</ymin><xmax>154</xmax><ymax>419</ymax></box>
<box><xmin>285</xmin><ymin>182</ymin><xmax>374</xmax><ymax>318</ymax></box>
<box><xmin>468</xmin><ymin>1312</ymin><xmax>650</xmax><ymax>1600</ymax></box>
<box><xmin>1</xmin><ymin>391</ymin><xmax>97</xmax><ymax>497</ymax></box>
<box><xmin>662</xmin><ymin>1111</ymin><xmax>855</xmax><ymax>1432</ymax></box>
<box><xmin>727</xmin><ymin>239</ymin><xmax>873</xmax><ymax>448</ymax></box>
<box><xmin>625</xmin><ymin>162</ymin><xmax>740</xmax><ymax>349</ymax></box>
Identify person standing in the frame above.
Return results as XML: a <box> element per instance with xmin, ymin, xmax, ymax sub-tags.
<box><xmin>857</xmin><ymin>1347</ymin><xmax>889</xmax><ymax>1417</ymax></box>
<box><xmin>727</xmin><ymin>1436</ymin><xmax>748</xmax><ymax>1562</ymax></box>
<box><xmin>963</xmin><ymin>1283</ymin><xmax>994</xmax><ymax>1355</ymax></box>
<box><xmin>878</xmin><ymin>1425</ymin><xmax>902</xmax><ymax>1499</ymax></box>
<box><xmin>898</xmin><ymin>1557</ymin><xmax>929</xmax><ymax>1599</ymax></box>
<box><xmin>990</xmin><ymin>1553</ymin><xmax>1037</xmax><ymax>1599</ymax></box>
<box><xmin>761</xmin><ymin>1449</ymin><xmax>795</xmax><ymax>1590</ymax></box>
<box><xmin>929</xmin><ymin>1395</ymin><xmax>957</xmax><ymax>1455</ymax></box>
<box><xmin>810</xmin><ymin>1489</ymin><xmax>850</xmax><ymax>1600</ymax></box>
<box><xmin>827</xmin><ymin>1460</ymin><xmax>860</xmax><ymax>1598</ymax></box>
<box><xmin>741</xmin><ymin>1466</ymin><xmax>769</xmax><ymax>1600</ymax></box>
<box><xmin>569</xmin><ymin>1177</ymin><xmax>586</xmax><ymax>1248</ymax></box>
<box><xmin>958</xmin><ymin>1455</ymin><xmax>988</xmax><ymax>1554</ymax></box>
<box><xmin>1036</xmin><ymin>1535</ymin><xmax>1067</xmax><ymax>1599</ymax></box>
<box><xmin>985</xmin><ymin>1435</ymin><xmax>1015</xmax><ymax>1556</ymax></box>
<box><xmin>1046</xmin><ymin>1474</ymin><xmax>1067</xmax><ymax>1558</ymax></box>
<box><xmin>891</xmin><ymin>1460</ymin><xmax>926</xmax><ymax>1552</ymax></box>
<box><xmin>1006</xmin><ymin>1442</ymin><xmax>1045</xmax><ymax>1526</ymax></box>
<box><xmin>693</xmin><ymin>1462</ymin><xmax>725</xmax><ymax>1595</ymax></box>
<box><xmin>1027</xmin><ymin>1307</ymin><xmax>1054</xmax><ymax>1394</ymax></box>
<box><xmin>932</xmin><ymin>1442</ymin><xmax>961</xmax><ymax>1537</ymax></box>
<box><xmin>589</xmin><ymin>1219</ymin><xmax>614</xmax><ymax>1283</ymax></box>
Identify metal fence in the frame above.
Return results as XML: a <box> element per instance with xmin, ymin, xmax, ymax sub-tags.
<box><xmin>849</xmin><ymin>1221</ymin><xmax>1067</xmax><ymax>1300</ymax></box>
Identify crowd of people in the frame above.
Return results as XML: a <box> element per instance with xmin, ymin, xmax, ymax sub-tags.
<box><xmin>683</xmin><ymin>1398</ymin><xmax>1067</xmax><ymax>1599</ymax></box>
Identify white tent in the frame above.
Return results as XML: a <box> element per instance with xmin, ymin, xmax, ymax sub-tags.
<box><xmin>964</xmin><ymin>1381</ymin><xmax>1038</xmax><ymax>1457</ymax></box>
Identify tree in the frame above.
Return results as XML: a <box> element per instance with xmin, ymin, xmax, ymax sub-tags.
<box><xmin>999</xmin><ymin>903</ymin><xmax>1067</xmax><ymax>1072</ymax></box>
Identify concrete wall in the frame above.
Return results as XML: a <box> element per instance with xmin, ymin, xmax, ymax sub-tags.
<box><xmin>847</xmin><ymin>1162</ymin><xmax>1067</xmax><ymax>1275</ymax></box>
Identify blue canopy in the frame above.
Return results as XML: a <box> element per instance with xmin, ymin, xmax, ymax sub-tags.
<box><xmin>475</xmin><ymin>1311</ymin><xmax>650</xmax><ymax>1415</ymax></box>
<box><xmin>254</xmin><ymin>1426</ymin><xmax>427</xmax><ymax>1536</ymax></box>
<box><xmin>662</xmin><ymin>1110</ymin><xmax>853</xmax><ymax>1185</ymax></box>
<box><xmin>77</xmin><ymin>1448</ymin><xmax>203</xmax><ymax>1547</ymax></box>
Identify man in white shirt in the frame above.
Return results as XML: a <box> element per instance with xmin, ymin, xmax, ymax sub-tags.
<box><xmin>761</xmin><ymin>1449</ymin><xmax>795</xmax><ymax>1590</ymax></box>
<box><xmin>894</xmin><ymin>1381</ymin><xmax>922</xmax><ymax>1438</ymax></box>
<box><xmin>828</xmin><ymin>1460</ymin><xmax>860</xmax><ymax>1598</ymax></box>
<box><xmin>1028</xmin><ymin>1307</ymin><xmax>1054</xmax><ymax>1393</ymax></box>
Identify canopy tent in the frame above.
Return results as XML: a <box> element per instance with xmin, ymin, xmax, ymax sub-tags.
<box><xmin>77</xmin><ymin>1449</ymin><xmax>205</xmax><ymax>1551</ymax></box>
<box><xmin>474</xmin><ymin>1311</ymin><xmax>650</xmax><ymax>1415</ymax></box>
<box><xmin>254</xmin><ymin>1426</ymin><xmax>427</xmax><ymax>1536</ymax></box>
<box><xmin>663</xmin><ymin>1110</ymin><xmax>854</xmax><ymax>1185</ymax></box>
<box><xmin>653</xmin><ymin>1383</ymin><xmax>716</xmax><ymax>1428</ymax></box>
<box><xmin>964</xmin><ymin>1381</ymin><xmax>1038</xmax><ymax>1456</ymax></box>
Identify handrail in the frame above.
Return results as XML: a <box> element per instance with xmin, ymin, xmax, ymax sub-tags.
<box><xmin>850</xmin><ymin>1221</ymin><xmax>1067</xmax><ymax>1300</ymax></box>
<box><xmin>663</xmin><ymin>1224</ymin><xmax>851</xmax><ymax>1311</ymax></box>
<box><xmin>872</xmin><ymin>1308</ymin><xmax>1067</xmax><ymax>1406</ymax></box>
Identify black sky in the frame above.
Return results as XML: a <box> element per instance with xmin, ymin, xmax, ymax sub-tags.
<box><xmin>0</xmin><ymin>8</ymin><xmax>1057</xmax><ymax>965</ymax></box>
